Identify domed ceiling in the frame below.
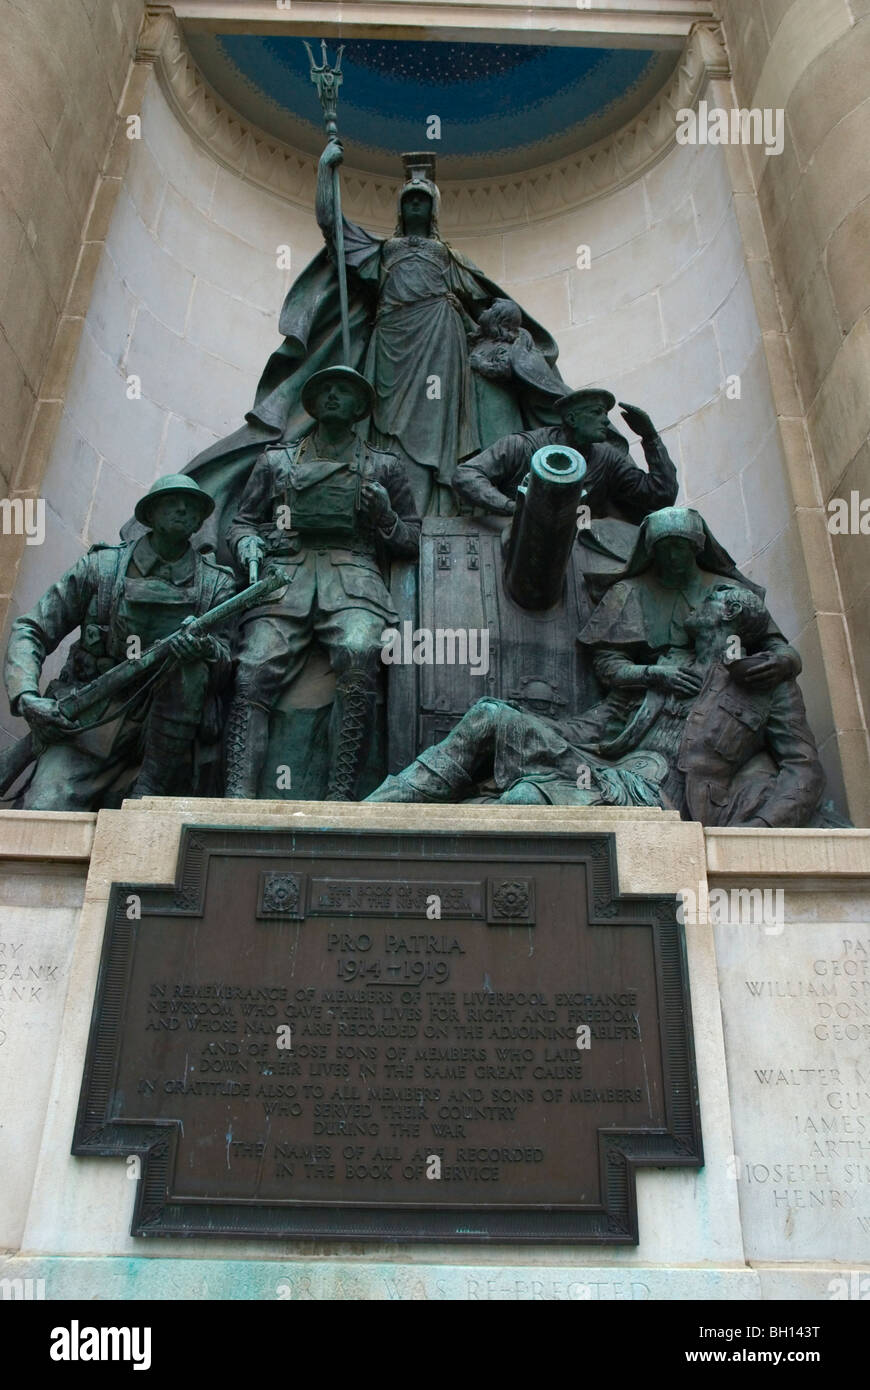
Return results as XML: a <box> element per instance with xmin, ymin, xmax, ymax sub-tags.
<box><xmin>184</xmin><ymin>32</ymin><xmax>680</xmax><ymax>179</ymax></box>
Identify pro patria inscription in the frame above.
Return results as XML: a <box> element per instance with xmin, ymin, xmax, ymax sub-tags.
<box><xmin>74</xmin><ymin>828</ymin><xmax>701</xmax><ymax>1241</ymax></box>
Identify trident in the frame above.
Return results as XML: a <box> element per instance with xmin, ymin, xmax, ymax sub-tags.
<box><xmin>304</xmin><ymin>40</ymin><xmax>352</xmax><ymax>365</ymax></box>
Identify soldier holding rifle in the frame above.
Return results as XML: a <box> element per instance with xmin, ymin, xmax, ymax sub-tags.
<box><xmin>3</xmin><ymin>476</ymin><xmax>244</xmax><ymax>809</ymax></box>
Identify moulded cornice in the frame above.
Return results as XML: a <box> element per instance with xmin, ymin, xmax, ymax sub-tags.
<box><xmin>138</xmin><ymin>4</ymin><xmax>730</xmax><ymax>232</ymax></box>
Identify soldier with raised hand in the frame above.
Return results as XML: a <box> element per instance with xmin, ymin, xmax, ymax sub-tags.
<box><xmin>223</xmin><ymin>365</ymin><xmax>419</xmax><ymax>802</ymax></box>
<box><xmin>453</xmin><ymin>388</ymin><xmax>677</xmax><ymax>523</ymax></box>
<box><xmin>4</xmin><ymin>475</ymin><xmax>235</xmax><ymax>809</ymax></box>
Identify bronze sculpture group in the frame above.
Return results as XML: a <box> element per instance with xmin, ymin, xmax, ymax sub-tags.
<box><xmin>0</xmin><ymin>98</ymin><xmax>833</xmax><ymax>828</ymax></box>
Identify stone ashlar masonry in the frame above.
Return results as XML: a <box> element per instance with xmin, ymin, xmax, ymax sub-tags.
<box><xmin>0</xmin><ymin>0</ymin><xmax>146</xmax><ymax>589</ymax></box>
<box><xmin>1</xmin><ymin>804</ymin><xmax>868</xmax><ymax>1296</ymax></box>
<box><xmin>720</xmin><ymin>0</ymin><xmax>870</xmax><ymax>823</ymax></box>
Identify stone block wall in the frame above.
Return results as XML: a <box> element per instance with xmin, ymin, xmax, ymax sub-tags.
<box><xmin>0</xmin><ymin>0</ymin><xmax>145</xmax><ymax>596</ymax></box>
<box><xmin>0</xmin><ymin>812</ymin><xmax>93</xmax><ymax>1251</ymax></box>
<box><xmin>706</xmin><ymin>825</ymin><xmax>870</xmax><ymax>1272</ymax></box>
<box><xmin>718</xmin><ymin>0</ymin><xmax>870</xmax><ymax>819</ymax></box>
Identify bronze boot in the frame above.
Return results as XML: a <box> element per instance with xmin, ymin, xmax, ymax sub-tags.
<box><xmin>223</xmin><ymin>698</ymin><xmax>270</xmax><ymax>799</ymax></box>
<box><xmin>365</xmin><ymin>746</ymin><xmax>474</xmax><ymax>802</ymax></box>
<box><xmin>130</xmin><ymin>720</ymin><xmax>198</xmax><ymax>798</ymax></box>
<box><xmin>325</xmin><ymin>671</ymin><xmax>377</xmax><ymax>801</ymax></box>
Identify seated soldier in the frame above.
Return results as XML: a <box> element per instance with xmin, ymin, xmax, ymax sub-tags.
<box><xmin>576</xmin><ymin>506</ymin><xmax>800</xmax><ymax>712</ymax></box>
<box><xmin>3</xmin><ymin>476</ymin><xmax>234</xmax><ymax>809</ymax></box>
<box><xmin>576</xmin><ymin>582</ymin><xmax>823</xmax><ymax>825</ymax></box>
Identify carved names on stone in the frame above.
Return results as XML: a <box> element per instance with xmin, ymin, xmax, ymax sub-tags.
<box><xmin>716</xmin><ymin>922</ymin><xmax>870</xmax><ymax>1262</ymax></box>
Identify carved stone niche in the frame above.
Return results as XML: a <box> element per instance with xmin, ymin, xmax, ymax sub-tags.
<box><xmin>139</xmin><ymin>5</ymin><xmax>729</xmax><ymax>234</ymax></box>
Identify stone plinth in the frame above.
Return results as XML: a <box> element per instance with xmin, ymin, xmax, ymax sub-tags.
<box><xmin>1</xmin><ymin>805</ymin><xmax>867</xmax><ymax>1299</ymax></box>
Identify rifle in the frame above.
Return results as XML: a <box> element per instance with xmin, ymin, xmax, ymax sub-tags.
<box><xmin>0</xmin><ymin>570</ymin><xmax>285</xmax><ymax>797</ymax></box>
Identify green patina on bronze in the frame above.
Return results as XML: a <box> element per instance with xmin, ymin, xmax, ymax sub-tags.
<box><xmin>368</xmin><ymin>508</ymin><xmax>830</xmax><ymax>827</ymax></box>
<box><xmin>3</xmin><ymin>477</ymin><xmax>236</xmax><ymax>808</ymax></box>
<box><xmin>222</xmin><ymin>365</ymin><xmax>419</xmax><ymax>802</ymax></box>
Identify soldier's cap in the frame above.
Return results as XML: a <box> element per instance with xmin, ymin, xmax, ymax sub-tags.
<box><xmin>134</xmin><ymin>474</ymin><xmax>215</xmax><ymax>526</ymax></box>
<box><xmin>555</xmin><ymin>387</ymin><xmax>617</xmax><ymax>416</ymax></box>
<box><xmin>301</xmin><ymin>366</ymin><xmax>375</xmax><ymax>422</ymax></box>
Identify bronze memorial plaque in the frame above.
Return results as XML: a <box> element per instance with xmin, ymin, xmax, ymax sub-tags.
<box><xmin>74</xmin><ymin>827</ymin><xmax>702</xmax><ymax>1242</ymax></box>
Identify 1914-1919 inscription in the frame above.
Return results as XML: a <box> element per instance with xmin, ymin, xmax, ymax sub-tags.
<box><xmin>74</xmin><ymin>828</ymin><xmax>702</xmax><ymax>1242</ymax></box>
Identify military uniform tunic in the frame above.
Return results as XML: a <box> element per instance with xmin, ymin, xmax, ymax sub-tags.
<box><xmin>226</xmin><ymin>435</ymin><xmax>419</xmax><ymax>710</ymax></box>
<box><xmin>453</xmin><ymin>425</ymin><xmax>678</xmax><ymax>523</ymax></box>
<box><xmin>4</xmin><ymin>536</ymin><xmax>235</xmax><ymax>809</ymax></box>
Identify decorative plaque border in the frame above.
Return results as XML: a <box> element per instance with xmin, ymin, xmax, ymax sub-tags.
<box><xmin>74</xmin><ymin>826</ymin><xmax>702</xmax><ymax>1243</ymax></box>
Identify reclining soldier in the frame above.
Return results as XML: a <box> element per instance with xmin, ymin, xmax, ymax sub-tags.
<box><xmin>365</xmin><ymin>583</ymin><xmax>824</xmax><ymax>826</ymax></box>
<box><xmin>3</xmin><ymin>475</ymin><xmax>235</xmax><ymax>809</ymax></box>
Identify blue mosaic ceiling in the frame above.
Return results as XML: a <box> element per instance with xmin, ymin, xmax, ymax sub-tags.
<box><xmin>185</xmin><ymin>33</ymin><xmax>680</xmax><ymax>178</ymax></box>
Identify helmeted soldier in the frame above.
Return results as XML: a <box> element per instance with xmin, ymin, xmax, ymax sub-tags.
<box><xmin>311</xmin><ymin>142</ymin><xmax>565</xmax><ymax>514</ymax></box>
<box><xmin>4</xmin><ymin>475</ymin><xmax>235</xmax><ymax>809</ymax></box>
<box><xmin>223</xmin><ymin>365</ymin><xmax>420</xmax><ymax>801</ymax></box>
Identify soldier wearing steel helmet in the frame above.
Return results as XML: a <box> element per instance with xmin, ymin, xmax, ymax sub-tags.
<box><xmin>3</xmin><ymin>474</ymin><xmax>235</xmax><ymax>809</ymax></box>
<box><xmin>223</xmin><ymin>365</ymin><xmax>420</xmax><ymax>802</ymax></box>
